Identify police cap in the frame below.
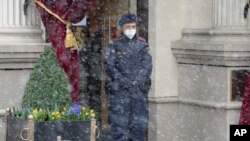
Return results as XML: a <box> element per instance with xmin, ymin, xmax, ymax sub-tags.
<box><xmin>118</xmin><ymin>12</ymin><xmax>137</xmax><ymax>27</ymax></box>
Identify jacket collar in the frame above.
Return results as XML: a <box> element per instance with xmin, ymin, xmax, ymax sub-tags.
<box><xmin>120</xmin><ymin>34</ymin><xmax>138</xmax><ymax>42</ymax></box>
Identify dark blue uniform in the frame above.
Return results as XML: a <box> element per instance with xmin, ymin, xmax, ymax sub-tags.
<box><xmin>105</xmin><ymin>35</ymin><xmax>152</xmax><ymax>141</ymax></box>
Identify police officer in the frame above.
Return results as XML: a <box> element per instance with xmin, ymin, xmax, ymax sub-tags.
<box><xmin>105</xmin><ymin>12</ymin><xmax>152</xmax><ymax>141</ymax></box>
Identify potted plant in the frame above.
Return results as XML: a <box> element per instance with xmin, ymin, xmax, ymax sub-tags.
<box><xmin>4</xmin><ymin>104</ymin><xmax>97</xmax><ymax>141</ymax></box>
<box><xmin>3</xmin><ymin>47</ymin><xmax>99</xmax><ymax>141</ymax></box>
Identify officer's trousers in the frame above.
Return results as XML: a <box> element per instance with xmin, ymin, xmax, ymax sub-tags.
<box><xmin>108</xmin><ymin>89</ymin><xmax>148</xmax><ymax>141</ymax></box>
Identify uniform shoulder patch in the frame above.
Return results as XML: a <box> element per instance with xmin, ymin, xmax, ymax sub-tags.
<box><xmin>138</xmin><ymin>36</ymin><xmax>146</xmax><ymax>42</ymax></box>
<box><xmin>105</xmin><ymin>47</ymin><xmax>114</xmax><ymax>59</ymax></box>
<box><xmin>105</xmin><ymin>43</ymin><xmax>116</xmax><ymax>59</ymax></box>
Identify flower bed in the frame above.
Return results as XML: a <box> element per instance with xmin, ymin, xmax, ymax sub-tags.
<box><xmin>4</xmin><ymin>104</ymin><xmax>98</xmax><ymax>141</ymax></box>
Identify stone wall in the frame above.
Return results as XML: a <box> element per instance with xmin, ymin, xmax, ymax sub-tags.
<box><xmin>149</xmin><ymin>0</ymin><xmax>247</xmax><ymax>140</ymax></box>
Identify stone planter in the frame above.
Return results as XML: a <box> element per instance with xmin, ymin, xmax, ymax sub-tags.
<box><xmin>4</xmin><ymin>113</ymin><xmax>97</xmax><ymax>141</ymax></box>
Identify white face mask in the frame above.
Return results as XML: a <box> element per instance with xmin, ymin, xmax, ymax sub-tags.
<box><xmin>124</xmin><ymin>29</ymin><xmax>136</xmax><ymax>39</ymax></box>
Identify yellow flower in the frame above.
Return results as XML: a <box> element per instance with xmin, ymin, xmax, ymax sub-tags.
<box><xmin>90</xmin><ymin>109</ymin><xmax>95</xmax><ymax>113</ymax></box>
<box><xmin>32</xmin><ymin>109</ymin><xmax>38</xmax><ymax>114</ymax></box>
<box><xmin>82</xmin><ymin>107</ymin><xmax>86</xmax><ymax>111</ymax></box>
<box><xmin>63</xmin><ymin>107</ymin><xmax>67</xmax><ymax>112</ymax></box>
<box><xmin>52</xmin><ymin>112</ymin><xmax>56</xmax><ymax>116</ymax></box>
<box><xmin>32</xmin><ymin>109</ymin><xmax>38</xmax><ymax>117</ymax></box>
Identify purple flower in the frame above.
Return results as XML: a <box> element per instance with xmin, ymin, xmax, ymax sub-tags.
<box><xmin>66</xmin><ymin>108</ymin><xmax>73</xmax><ymax>116</ymax></box>
<box><xmin>73</xmin><ymin>103</ymin><xmax>81</xmax><ymax>116</ymax></box>
<box><xmin>66</xmin><ymin>103</ymin><xmax>81</xmax><ymax>117</ymax></box>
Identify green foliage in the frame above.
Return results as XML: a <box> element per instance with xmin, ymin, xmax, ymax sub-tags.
<box><xmin>22</xmin><ymin>46</ymin><xmax>71</xmax><ymax>110</ymax></box>
<box><xmin>11</xmin><ymin>105</ymin><xmax>96</xmax><ymax>122</ymax></box>
<box><xmin>11</xmin><ymin>107</ymin><xmax>31</xmax><ymax>120</ymax></box>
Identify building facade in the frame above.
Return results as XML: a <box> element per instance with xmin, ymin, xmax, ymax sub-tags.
<box><xmin>149</xmin><ymin>0</ymin><xmax>249</xmax><ymax>140</ymax></box>
<box><xmin>0</xmin><ymin>0</ymin><xmax>46</xmax><ymax>140</ymax></box>
<box><xmin>0</xmin><ymin>0</ymin><xmax>249</xmax><ymax>140</ymax></box>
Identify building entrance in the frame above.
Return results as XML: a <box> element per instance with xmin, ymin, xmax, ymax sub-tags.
<box><xmin>79</xmin><ymin>0</ymin><xmax>149</xmax><ymax>139</ymax></box>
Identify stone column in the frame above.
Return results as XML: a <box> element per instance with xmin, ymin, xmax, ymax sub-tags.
<box><xmin>0</xmin><ymin>0</ymin><xmax>45</xmax><ymax>69</ymax></box>
<box><xmin>0</xmin><ymin>0</ymin><xmax>43</xmax><ymax>44</ymax></box>
<box><xmin>0</xmin><ymin>1</ymin><xmax>45</xmax><ymax>140</ymax></box>
<box><xmin>148</xmin><ymin>0</ymin><xmax>186</xmax><ymax>141</ymax></box>
<box><xmin>171</xmin><ymin>0</ymin><xmax>249</xmax><ymax>140</ymax></box>
<box><xmin>213</xmin><ymin>0</ymin><xmax>249</xmax><ymax>29</ymax></box>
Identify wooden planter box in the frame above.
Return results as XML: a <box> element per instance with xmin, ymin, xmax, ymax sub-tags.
<box><xmin>4</xmin><ymin>115</ymin><xmax>97</xmax><ymax>141</ymax></box>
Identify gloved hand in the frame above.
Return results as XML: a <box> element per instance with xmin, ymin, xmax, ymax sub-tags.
<box><xmin>134</xmin><ymin>77</ymin><xmax>151</xmax><ymax>93</ymax></box>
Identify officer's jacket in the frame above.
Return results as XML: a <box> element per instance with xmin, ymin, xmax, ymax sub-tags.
<box><xmin>105</xmin><ymin>35</ymin><xmax>152</xmax><ymax>92</ymax></box>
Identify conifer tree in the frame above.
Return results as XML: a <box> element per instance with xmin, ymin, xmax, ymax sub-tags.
<box><xmin>22</xmin><ymin>47</ymin><xmax>71</xmax><ymax>110</ymax></box>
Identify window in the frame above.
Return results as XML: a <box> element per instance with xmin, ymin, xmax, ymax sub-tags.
<box><xmin>231</xmin><ymin>70</ymin><xmax>250</xmax><ymax>101</ymax></box>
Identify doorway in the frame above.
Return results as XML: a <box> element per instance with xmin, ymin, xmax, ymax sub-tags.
<box><xmin>80</xmin><ymin>0</ymin><xmax>149</xmax><ymax>139</ymax></box>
